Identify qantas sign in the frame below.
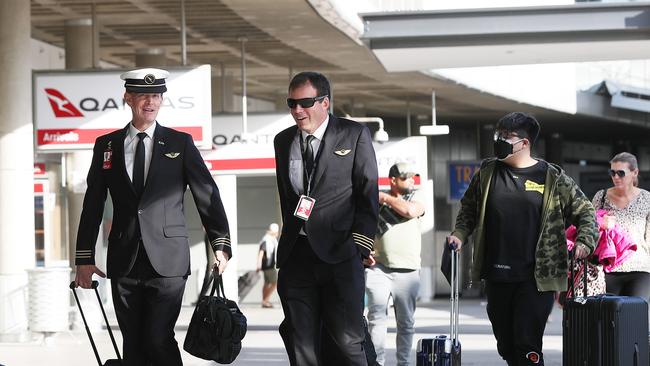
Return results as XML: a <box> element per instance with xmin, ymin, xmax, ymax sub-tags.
<box><xmin>45</xmin><ymin>88</ymin><xmax>84</xmax><ymax>117</ymax></box>
<box><xmin>44</xmin><ymin>88</ymin><xmax>197</xmax><ymax>118</ymax></box>
<box><xmin>34</xmin><ymin>66</ymin><xmax>212</xmax><ymax>151</ymax></box>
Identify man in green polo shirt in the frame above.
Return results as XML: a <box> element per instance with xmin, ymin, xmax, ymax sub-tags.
<box><xmin>366</xmin><ymin>162</ymin><xmax>425</xmax><ymax>366</ymax></box>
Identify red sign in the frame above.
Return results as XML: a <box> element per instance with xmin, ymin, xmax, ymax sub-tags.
<box><xmin>34</xmin><ymin>163</ymin><xmax>46</xmax><ymax>176</ymax></box>
<box><xmin>204</xmin><ymin>158</ymin><xmax>276</xmax><ymax>172</ymax></box>
<box><xmin>37</xmin><ymin>127</ymin><xmax>203</xmax><ymax>146</ymax></box>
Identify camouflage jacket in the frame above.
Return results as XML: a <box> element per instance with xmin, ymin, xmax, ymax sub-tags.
<box><xmin>451</xmin><ymin>158</ymin><xmax>599</xmax><ymax>292</ymax></box>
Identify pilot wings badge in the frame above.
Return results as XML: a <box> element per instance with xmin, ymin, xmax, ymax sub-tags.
<box><xmin>334</xmin><ymin>149</ymin><xmax>351</xmax><ymax>156</ymax></box>
<box><xmin>165</xmin><ymin>152</ymin><xmax>180</xmax><ymax>159</ymax></box>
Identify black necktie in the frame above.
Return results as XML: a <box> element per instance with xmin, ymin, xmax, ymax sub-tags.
<box><xmin>133</xmin><ymin>132</ymin><xmax>147</xmax><ymax>197</ymax></box>
<box><xmin>302</xmin><ymin>135</ymin><xmax>315</xmax><ymax>194</ymax></box>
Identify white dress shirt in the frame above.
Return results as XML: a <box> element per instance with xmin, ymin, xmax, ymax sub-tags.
<box><xmin>124</xmin><ymin>121</ymin><xmax>156</xmax><ymax>184</ymax></box>
<box><xmin>289</xmin><ymin>116</ymin><xmax>329</xmax><ymax>195</ymax></box>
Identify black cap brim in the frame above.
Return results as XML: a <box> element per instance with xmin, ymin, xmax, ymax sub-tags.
<box><xmin>125</xmin><ymin>85</ymin><xmax>167</xmax><ymax>93</ymax></box>
<box><xmin>124</xmin><ymin>78</ymin><xmax>166</xmax><ymax>93</ymax></box>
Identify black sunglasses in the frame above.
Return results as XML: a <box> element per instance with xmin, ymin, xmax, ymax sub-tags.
<box><xmin>608</xmin><ymin>169</ymin><xmax>627</xmax><ymax>178</ymax></box>
<box><xmin>286</xmin><ymin>95</ymin><xmax>326</xmax><ymax>109</ymax></box>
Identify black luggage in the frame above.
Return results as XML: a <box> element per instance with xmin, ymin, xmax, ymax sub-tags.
<box><xmin>417</xmin><ymin>240</ymin><xmax>461</xmax><ymax>366</ymax></box>
<box><xmin>184</xmin><ymin>273</ymin><xmax>247</xmax><ymax>364</ymax></box>
<box><xmin>237</xmin><ymin>270</ymin><xmax>260</xmax><ymax>301</ymax></box>
<box><xmin>562</xmin><ymin>255</ymin><xmax>649</xmax><ymax>366</ymax></box>
<box><xmin>69</xmin><ymin>281</ymin><xmax>122</xmax><ymax>366</ymax></box>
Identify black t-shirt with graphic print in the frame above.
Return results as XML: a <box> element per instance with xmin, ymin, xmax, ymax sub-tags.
<box><xmin>484</xmin><ymin>160</ymin><xmax>548</xmax><ymax>282</ymax></box>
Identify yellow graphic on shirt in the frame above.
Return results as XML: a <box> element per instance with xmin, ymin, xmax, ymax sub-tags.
<box><xmin>524</xmin><ymin>180</ymin><xmax>544</xmax><ymax>194</ymax></box>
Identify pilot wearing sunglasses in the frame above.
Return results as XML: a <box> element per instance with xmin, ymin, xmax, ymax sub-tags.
<box><xmin>273</xmin><ymin>71</ymin><xmax>379</xmax><ymax>365</ymax></box>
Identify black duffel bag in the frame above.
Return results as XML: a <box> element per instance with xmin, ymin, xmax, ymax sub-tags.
<box><xmin>183</xmin><ymin>273</ymin><xmax>247</xmax><ymax>364</ymax></box>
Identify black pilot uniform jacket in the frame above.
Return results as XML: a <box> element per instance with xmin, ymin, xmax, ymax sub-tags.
<box><xmin>74</xmin><ymin>123</ymin><xmax>231</xmax><ymax>277</ymax></box>
<box><xmin>274</xmin><ymin>114</ymin><xmax>379</xmax><ymax>266</ymax></box>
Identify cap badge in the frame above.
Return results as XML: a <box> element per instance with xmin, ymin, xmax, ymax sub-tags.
<box><xmin>143</xmin><ymin>74</ymin><xmax>156</xmax><ymax>84</ymax></box>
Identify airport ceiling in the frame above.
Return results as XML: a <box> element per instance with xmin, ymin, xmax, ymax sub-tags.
<box><xmin>29</xmin><ymin>0</ymin><xmax>646</xmax><ymax>140</ymax></box>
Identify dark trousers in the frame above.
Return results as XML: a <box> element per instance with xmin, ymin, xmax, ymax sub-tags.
<box><xmin>605</xmin><ymin>271</ymin><xmax>650</xmax><ymax>301</ymax></box>
<box><xmin>277</xmin><ymin>236</ymin><xmax>367</xmax><ymax>366</ymax></box>
<box><xmin>111</xmin><ymin>243</ymin><xmax>186</xmax><ymax>366</ymax></box>
<box><xmin>485</xmin><ymin>279</ymin><xmax>554</xmax><ymax>366</ymax></box>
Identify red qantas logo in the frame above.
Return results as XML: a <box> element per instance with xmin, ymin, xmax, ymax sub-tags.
<box><xmin>44</xmin><ymin>88</ymin><xmax>84</xmax><ymax>117</ymax></box>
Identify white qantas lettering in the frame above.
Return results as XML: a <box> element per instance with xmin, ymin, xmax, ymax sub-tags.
<box><xmin>42</xmin><ymin>131</ymin><xmax>80</xmax><ymax>142</ymax></box>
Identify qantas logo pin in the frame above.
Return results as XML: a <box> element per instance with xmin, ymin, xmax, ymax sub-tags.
<box><xmin>102</xmin><ymin>141</ymin><xmax>113</xmax><ymax>170</ymax></box>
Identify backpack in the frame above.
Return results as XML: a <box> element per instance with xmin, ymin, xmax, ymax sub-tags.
<box><xmin>183</xmin><ymin>273</ymin><xmax>247</xmax><ymax>364</ymax></box>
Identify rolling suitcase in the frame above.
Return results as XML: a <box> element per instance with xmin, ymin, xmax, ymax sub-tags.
<box><xmin>237</xmin><ymin>270</ymin><xmax>260</xmax><ymax>301</ymax></box>
<box><xmin>70</xmin><ymin>281</ymin><xmax>123</xmax><ymax>366</ymax></box>
<box><xmin>416</xmin><ymin>241</ymin><xmax>461</xmax><ymax>366</ymax></box>
<box><xmin>562</xmin><ymin>255</ymin><xmax>648</xmax><ymax>366</ymax></box>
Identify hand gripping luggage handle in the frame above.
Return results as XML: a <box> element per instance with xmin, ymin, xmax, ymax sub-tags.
<box><xmin>447</xmin><ymin>239</ymin><xmax>460</xmax><ymax>345</ymax></box>
<box><xmin>207</xmin><ymin>272</ymin><xmax>228</xmax><ymax>299</ymax></box>
<box><xmin>69</xmin><ymin>281</ymin><xmax>122</xmax><ymax>365</ymax></box>
<box><xmin>568</xmin><ymin>249</ymin><xmax>589</xmax><ymax>299</ymax></box>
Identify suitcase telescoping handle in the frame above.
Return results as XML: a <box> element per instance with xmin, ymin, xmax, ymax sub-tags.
<box><xmin>568</xmin><ymin>249</ymin><xmax>589</xmax><ymax>298</ymax></box>
<box><xmin>69</xmin><ymin>281</ymin><xmax>122</xmax><ymax>365</ymax></box>
<box><xmin>448</xmin><ymin>238</ymin><xmax>460</xmax><ymax>346</ymax></box>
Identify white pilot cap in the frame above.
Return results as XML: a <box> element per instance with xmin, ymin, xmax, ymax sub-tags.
<box><xmin>120</xmin><ymin>68</ymin><xmax>169</xmax><ymax>93</ymax></box>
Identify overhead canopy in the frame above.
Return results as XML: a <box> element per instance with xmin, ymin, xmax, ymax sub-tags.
<box><xmin>590</xmin><ymin>80</ymin><xmax>650</xmax><ymax>113</ymax></box>
<box><xmin>360</xmin><ymin>2</ymin><xmax>650</xmax><ymax>71</ymax></box>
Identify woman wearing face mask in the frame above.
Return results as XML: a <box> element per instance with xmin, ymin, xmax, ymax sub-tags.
<box><xmin>448</xmin><ymin>112</ymin><xmax>598</xmax><ymax>366</ymax></box>
<box><xmin>593</xmin><ymin>152</ymin><xmax>650</xmax><ymax>301</ymax></box>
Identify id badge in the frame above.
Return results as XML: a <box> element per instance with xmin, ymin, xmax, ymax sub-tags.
<box><xmin>294</xmin><ymin>195</ymin><xmax>316</xmax><ymax>221</ymax></box>
<box><xmin>102</xmin><ymin>150</ymin><xmax>113</xmax><ymax>170</ymax></box>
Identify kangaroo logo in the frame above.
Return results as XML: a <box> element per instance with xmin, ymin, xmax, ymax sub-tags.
<box><xmin>45</xmin><ymin>88</ymin><xmax>84</xmax><ymax>118</ymax></box>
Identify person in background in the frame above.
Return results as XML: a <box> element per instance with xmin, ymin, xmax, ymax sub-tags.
<box><xmin>366</xmin><ymin>162</ymin><xmax>425</xmax><ymax>366</ymax></box>
<box><xmin>448</xmin><ymin>112</ymin><xmax>598</xmax><ymax>366</ymax></box>
<box><xmin>593</xmin><ymin>152</ymin><xmax>650</xmax><ymax>301</ymax></box>
<box><xmin>257</xmin><ymin>223</ymin><xmax>280</xmax><ymax>308</ymax></box>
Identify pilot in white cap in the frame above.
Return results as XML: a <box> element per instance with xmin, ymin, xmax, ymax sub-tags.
<box><xmin>120</xmin><ymin>68</ymin><xmax>169</xmax><ymax>93</ymax></box>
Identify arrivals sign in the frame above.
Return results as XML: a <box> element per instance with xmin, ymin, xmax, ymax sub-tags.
<box><xmin>33</xmin><ymin>65</ymin><xmax>212</xmax><ymax>151</ymax></box>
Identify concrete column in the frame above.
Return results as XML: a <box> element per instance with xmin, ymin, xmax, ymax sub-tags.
<box><xmin>64</xmin><ymin>19</ymin><xmax>97</xmax><ymax>69</ymax></box>
<box><xmin>479</xmin><ymin>123</ymin><xmax>494</xmax><ymax>159</ymax></box>
<box><xmin>0</xmin><ymin>0</ymin><xmax>34</xmax><ymax>339</ymax></box>
<box><xmin>65</xmin><ymin>153</ymin><xmax>95</xmax><ymax>264</ymax></box>
<box><xmin>64</xmin><ymin>17</ymin><xmax>98</xmax><ymax>262</ymax></box>
<box><xmin>135</xmin><ymin>48</ymin><xmax>167</xmax><ymax>67</ymax></box>
<box><xmin>211</xmin><ymin>72</ymin><xmax>235</xmax><ymax>113</ymax></box>
<box><xmin>545</xmin><ymin>132</ymin><xmax>564</xmax><ymax>166</ymax></box>
<box><xmin>214</xmin><ymin>175</ymin><xmax>238</xmax><ymax>300</ymax></box>
<box><xmin>64</xmin><ymin>18</ymin><xmax>105</xmax><ymax>330</ymax></box>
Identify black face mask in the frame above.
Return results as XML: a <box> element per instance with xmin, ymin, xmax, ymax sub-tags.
<box><xmin>494</xmin><ymin>138</ymin><xmax>524</xmax><ymax>160</ymax></box>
